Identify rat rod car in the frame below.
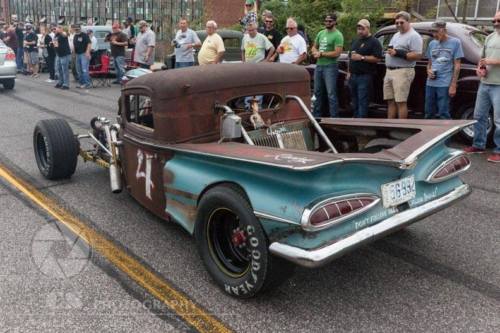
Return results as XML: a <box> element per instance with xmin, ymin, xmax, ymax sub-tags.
<box><xmin>33</xmin><ymin>63</ymin><xmax>473</xmax><ymax>298</ymax></box>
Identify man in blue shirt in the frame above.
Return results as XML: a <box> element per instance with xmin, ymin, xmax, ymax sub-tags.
<box><xmin>425</xmin><ymin>21</ymin><xmax>464</xmax><ymax>119</ymax></box>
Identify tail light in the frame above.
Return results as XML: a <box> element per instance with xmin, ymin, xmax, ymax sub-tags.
<box><xmin>5</xmin><ymin>50</ymin><xmax>15</xmax><ymax>61</ymax></box>
<box><xmin>302</xmin><ymin>194</ymin><xmax>380</xmax><ymax>231</ymax></box>
<box><xmin>427</xmin><ymin>153</ymin><xmax>471</xmax><ymax>183</ymax></box>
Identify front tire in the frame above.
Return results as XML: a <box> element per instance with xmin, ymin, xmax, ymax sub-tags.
<box><xmin>194</xmin><ymin>185</ymin><xmax>294</xmax><ymax>298</ymax></box>
<box><xmin>33</xmin><ymin>119</ymin><xmax>79</xmax><ymax>180</ymax></box>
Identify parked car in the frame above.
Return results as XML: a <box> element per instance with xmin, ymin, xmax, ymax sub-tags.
<box><xmin>309</xmin><ymin>22</ymin><xmax>491</xmax><ymax>145</ymax></box>
<box><xmin>165</xmin><ymin>29</ymin><xmax>243</xmax><ymax>68</ymax></box>
<box><xmin>33</xmin><ymin>63</ymin><xmax>472</xmax><ymax>298</ymax></box>
<box><xmin>0</xmin><ymin>41</ymin><xmax>17</xmax><ymax>89</ymax></box>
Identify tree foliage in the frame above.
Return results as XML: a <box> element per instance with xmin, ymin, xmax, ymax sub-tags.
<box><xmin>260</xmin><ymin>0</ymin><xmax>384</xmax><ymax>49</ymax></box>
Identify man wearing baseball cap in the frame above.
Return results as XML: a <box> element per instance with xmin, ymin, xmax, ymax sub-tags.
<box><xmin>347</xmin><ymin>19</ymin><xmax>383</xmax><ymax>118</ymax></box>
<box><xmin>425</xmin><ymin>21</ymin><xmax>464</xmax><ymax>120</ymax></box>
<box><xmin>72</xmin><ymin>24</ymin><xmax>92</xmax><ymax>88</ymax></box>
<box><xmin>24</xmin><ymin>23</ymin><xmax>39</xmax><ymax>77</ymax></box>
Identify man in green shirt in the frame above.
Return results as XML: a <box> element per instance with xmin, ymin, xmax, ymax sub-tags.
<box><xmin>464</xmin><ymin>11</ymin><xmax>500</xmax><ymax>163</ymax></box>
<box><xmin>311</xmin><ymin>13</ymin><xmax>344</xmax><ymax>117</ymax></box>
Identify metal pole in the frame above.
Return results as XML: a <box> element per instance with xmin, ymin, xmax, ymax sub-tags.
<box><xmin>285</xmin><ymin>95</ymin><xmax>338</xmax><ymax>154</ymax></box>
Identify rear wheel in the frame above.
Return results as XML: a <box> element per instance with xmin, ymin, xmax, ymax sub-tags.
<box><xmin>2</xmin><ymin>79</ymin><xmax>15</xmax><ymax>90</ymax></box>
<box><xmin>33</xmin><ymin>119</ymin><xmax>79</xmax><ymax>180</ymax></box>
<box><xmin>194</xmin><ymin>185</ymin><xmax>294</xmax><ymax>298</ymax></box>
<box><xmin>459</xmin><ymin>105</ymin><xmax>494</xmax><ymax>147</ymax></box>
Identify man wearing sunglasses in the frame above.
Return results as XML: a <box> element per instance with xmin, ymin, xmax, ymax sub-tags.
<box><xmin>384</xmin><ymin>11</ymin><xmax>423</xmax><ymax>119</ymax></box>
<box><xmin>259</xmin><ymin>14</ymin><xmax>282</xmax><ymax>52</ymax></box>
<box><xmin>273</xmin><ymin>18</ymin><xmax>307</xmax><ymax>65</ymax></box>
<box><xmin>311</xmin><ymin>13</ymin><xmax>344</xmax><ymax>118</ymax></box>
<box><xmin>347</xmin><ymin>19</ymin><xmax>382</xmax><ymax>118</ymax></box>
<box><xmin>464</xmin><ymin>11</ymin><xmax>500</xmax><ymax>163</ymax></box>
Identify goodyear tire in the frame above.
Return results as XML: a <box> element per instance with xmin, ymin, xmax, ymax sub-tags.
<box><xmin>33</xmin><ymin>119</ymin><xmax>79</xmax><ymax>180</ymax></box>
<box><xmin>195</xmin><ymin>185</ymin><xmax>294</xmax><ymax>298</ymax></box>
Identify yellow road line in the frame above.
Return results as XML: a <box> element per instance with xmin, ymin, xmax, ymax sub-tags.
<box><xmin>0</xmin><ymin>163</ymin><xmax>232</xmax><ymax>333</ymax></box>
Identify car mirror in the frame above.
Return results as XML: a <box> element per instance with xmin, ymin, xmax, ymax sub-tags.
<box><xmin>220</xmin><ymin>110</ymin><xmax>242</xmax><ymax>140</ymax></box>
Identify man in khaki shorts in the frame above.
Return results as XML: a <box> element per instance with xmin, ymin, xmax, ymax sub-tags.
<box><xmin>384</xmin><ymin>11</ymin><xmax>423</xmax><ymax>118</ymax></box>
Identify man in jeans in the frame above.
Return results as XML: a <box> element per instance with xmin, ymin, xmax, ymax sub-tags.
<box><xmin>425</xmin><ymin>21</ymin><xmax>463</xmax><ymax>119</ymax></box>
<box><xmin>172</xmin><ymin>18</ymin><xmax>201</xmax><ymax>68</ymax></box>
<box><xmin>464</xmin><ymin>11</ymin><xmax>500</xmax><ymax>163</ymax></box>
<box><xmin>311</xmin><ymin>13</ymin><xmax>344</xmax><ymax>118</ymax></box>
<box><xmin>384</xmin><ymin>11</ymin><xmax>423</xmax><ymax>119</ymax></box>
<box><xmin>15</xmin><ymin>22</ymin><xmax>25</xmax><ymax>72</ymax></box>
<box><xmin>347</xmin><ymin>19</ymin><xmax>383</xmax><ymax>118</ymax></box>
<box><xmin>73</xmin><ymin>24</ymin><xmax>92</xmax><ymax>88</ymax></box>
<box><xmin>106</xmin><ymin>23</ymin><xmax>128</xmax><ymax>83</ymax></box>
<box><xmin>53</xmin><ymin>25</ymin><xmax>71</xmax><ymax>89</ymax></box>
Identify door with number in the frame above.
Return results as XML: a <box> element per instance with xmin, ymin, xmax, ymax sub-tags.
<box><xmin>119</xmin><ymin>91</ymin><xmax>169</xmax><ymax>219</ymax></box>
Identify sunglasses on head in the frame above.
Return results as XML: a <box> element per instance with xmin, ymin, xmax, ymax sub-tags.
<box><xmin>492</xmin><ymin>19</ymin><xmax>500</xmax><ymax>23</ymax></box>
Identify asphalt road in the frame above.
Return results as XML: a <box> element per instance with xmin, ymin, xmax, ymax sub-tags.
<box><xmin>0</xmin><ymin>74</ymin><xmax>498</xmax><ymax>333</ymax></box>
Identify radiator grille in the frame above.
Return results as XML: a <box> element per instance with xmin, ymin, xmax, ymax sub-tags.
<box><xmin>247</xmin><ymin>121</ymin><xmax>313</xmax><ymax>151</ymax></box>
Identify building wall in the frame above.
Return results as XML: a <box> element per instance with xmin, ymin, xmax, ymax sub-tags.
<box><xmin>205</xmin><ymin>0</ymin><xmax>244</xmax><ymax>28</ymax></box>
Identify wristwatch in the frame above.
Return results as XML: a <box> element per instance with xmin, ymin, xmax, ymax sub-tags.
<box><xmin>361</xmin><ymin>56</ymin><xmax>366</xmax><ymax>61</ymax></box>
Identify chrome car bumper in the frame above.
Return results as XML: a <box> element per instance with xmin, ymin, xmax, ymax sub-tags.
<box><xmin>269</xmin><ymin>184</ymin><xmax>471</xmax><ymax>268</ymax></box>
<box><xmin>0</xmin><ymin>61</ymin><xmax>17</xmax><ymax>79</ymax></box>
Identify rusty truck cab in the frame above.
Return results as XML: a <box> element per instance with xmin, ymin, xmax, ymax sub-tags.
<box><xmin>118</xmin><ymin>63</ymin><xmax>312</xmax><ymax>218</ymax></box>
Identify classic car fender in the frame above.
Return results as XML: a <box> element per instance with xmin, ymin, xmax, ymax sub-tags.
<box><xmin>162</xmin><ymin>139</ymin><xmax>468</xmax><ymax>245</ymax></box>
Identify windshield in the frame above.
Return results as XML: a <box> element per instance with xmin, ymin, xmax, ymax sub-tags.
<box><xmin>470</xmin><ymin>31</ymin><xmax>486</xmax><ymax>48</ymax></box>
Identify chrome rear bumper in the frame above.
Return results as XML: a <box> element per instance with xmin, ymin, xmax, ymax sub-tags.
<box><xmin>0</xmin><ymin>61</ymin><xmax>17</xmax><ymax>79</ymax></box>
<box><xmin>269</xmin><ymin>184</ymin><xmax>471</xmax><ymax>268</ymax></box>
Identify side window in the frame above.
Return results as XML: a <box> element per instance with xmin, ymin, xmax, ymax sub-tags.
<box><xmin>377</xmin><ymin>33</ymin><xmax>394</xmax><ymax>50</ymax></box>
<box><xmin>224</xmin><ymin>38</ymin><xmax>240</xmax><ymax>49</ymax></box>
<box><xmin>226</xmin><ymin>94</ymin><xmax>282</xmax><ymax>113</ymax></box>
<box><xmin>420</xmin><ymin>34</ymin><xmax>434</xmax><ymax>59</ymax></box>
<box><xmin>126</xmin><ymin>94</ymin><xmax>154</xmax><ymax>129</ymax></box>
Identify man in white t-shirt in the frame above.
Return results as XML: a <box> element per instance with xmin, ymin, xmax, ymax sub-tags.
<box><xmin>273</xmin><ymin>18</ymin><xmax>307</xmax><ymax>64</ymax></box>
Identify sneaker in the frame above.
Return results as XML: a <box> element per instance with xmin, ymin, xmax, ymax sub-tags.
<box><xmin>61</xmin><ymin>86</ymin><xmax>69</xmax><ymax>90</ymax></box>
<box><xmin>54</xmin><ymin>84</ymin><xmax>62</xmax><ymax>88</ymax></box>
<box><xmin>463</xmin><ymin>146</ymin><xmax>485</xmax><ymax>154</ymax></box>
<box><xmin>82</xmin><ymin>84</ymin><xmax>92</xmax><ymax>89</ymax></box>
<box><xmin>45</xmin><ymin>79</ymin><xmax>55</xmax><ymax>83</ymax></box>
<box><xmin>487</xmin><ymin>153</ymin><xmax>500</xmax><ymax>163</ymax></box>
<box><xmin>76</xmin><ymin>85</ymin><xmax>83</xmax><ymax>89</ymax></box>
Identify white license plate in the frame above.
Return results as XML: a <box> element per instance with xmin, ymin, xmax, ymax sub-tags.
<box><xmin>381</xmin><ymin>176</ymin><xmax>416</xmax><ymax>208</ymax></box>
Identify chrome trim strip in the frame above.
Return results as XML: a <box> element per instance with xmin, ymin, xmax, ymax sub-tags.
<box><xmin>426</xmin><ymin>151</ymin><xmax>471</xmax><ymax>183</ymax></box>
<box><xmin>301</xmin><ymin>194</ymin><xmax>381</xmax><ymax>232</ymax></box>
<box><xmin>269</xmin><ymin>184</ymin><xmax>471</xmax><ymax>268</ymax></box>
<box><xmin>253</xmin><ymin>211</ymin><xmax>298</xmax><ymax>225</ymax></box>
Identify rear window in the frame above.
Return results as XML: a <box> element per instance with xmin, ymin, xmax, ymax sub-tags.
<box><xmin>94</xmin><ymin>31</ymin><xmax>110</xmax><ymax>39</ymax></box>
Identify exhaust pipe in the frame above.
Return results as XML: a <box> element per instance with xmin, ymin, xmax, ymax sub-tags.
<box><xmin>100</xmin><ymin>118</ymin><xmax>122</xmax><ymax>193</ymax></box>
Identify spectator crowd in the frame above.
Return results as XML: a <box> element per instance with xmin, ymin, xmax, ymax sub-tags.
<box><xmin>1</xmin><ymin>1</ymin><xmax>499</xmax><ymax>162</ymax></box>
